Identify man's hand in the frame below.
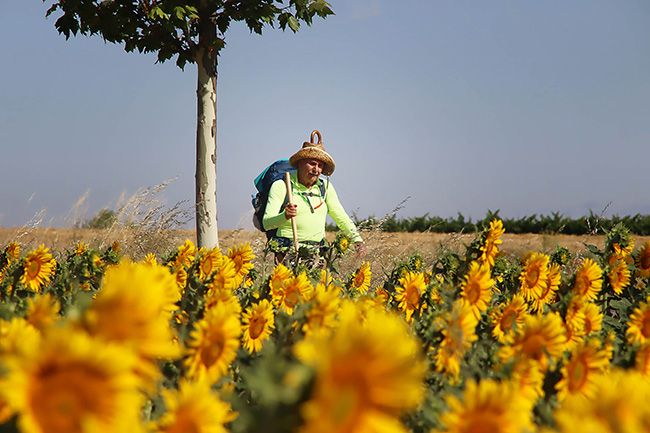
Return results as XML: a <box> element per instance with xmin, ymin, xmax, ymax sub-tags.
<box><xmin>355</xmin><ymin>242</ymin><xmax>367</xmax><ymax>258</ymax></box>
<box><xmin>284</xmin><ymin>203</ymin><xmax>297</xmax><ymax>219</ymax></box>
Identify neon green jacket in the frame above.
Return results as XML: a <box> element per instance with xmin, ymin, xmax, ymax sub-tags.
<box><xmin>262</xmin><ymin>171</ymin><xmax>362</xmax><ymax>243</ymax></box>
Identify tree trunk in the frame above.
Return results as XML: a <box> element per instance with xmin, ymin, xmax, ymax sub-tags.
<box><xmin>195</xmin><ymin>45</ymin><xmax>219</xmax><ymax>249</ymax></box>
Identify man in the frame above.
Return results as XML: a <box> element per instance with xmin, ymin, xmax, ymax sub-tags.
<box><xmin>263</xmin><ymin>130</ymin><xmax>365</xmax><ymax>259</ymax></box>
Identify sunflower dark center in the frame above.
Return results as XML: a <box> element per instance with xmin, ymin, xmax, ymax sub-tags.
<box><xmin>249</xmin><ymin>316</ymin><xmax>266</xmax><ymax>339</ymax></box>
<box><xmin>466</xmin><ymin>282</ymin><xmax>481</xmax><ymax>304</ymax></box>
<box><xmin>201</xmin><ymin>335</ymin><xmax>224</xmax><ymax>367</ymax></box>
<box><xmin>641</xmin><ymin>254</ymin><xmax>650</xmax><ymax>270</ymax></box>
<box><xmin>406</xmin><ymin>286</ymin><xmax>420</xmax><ymax>307</ymax></box>
<box><xmin>500</xmin><ymin>309</ymin><xmax>517</xmax><ymax>331</ymax></box>
<box><xmin>27</xmin><ymin>260</ymin><xmax>42</xmax><ymax>279</ymax></box>
<box><xmin>526</xmin><ymin>268</ymin><xmax>540</xmax><ymax>288</ymax></box>
<box><xmin>568</xmin><ymin>357</ymin><xmax>588</xmax><ymax>391</ymax></box>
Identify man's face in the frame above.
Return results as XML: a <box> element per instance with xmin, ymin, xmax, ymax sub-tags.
<box><xmin>297</xmin><ymin>158</ymin><xmax>323</xmax><ymax>186</ymax></box>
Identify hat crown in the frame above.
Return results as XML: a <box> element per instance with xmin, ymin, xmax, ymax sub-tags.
<box><xmin>301</xmin><ymin>141</ymin><xmax>325</xmax><ymax>151</ymax></box>
<box><xmin>289</xmin><ymin>129</ymin><xmax>336</xmax><ymax>176</ymax></box>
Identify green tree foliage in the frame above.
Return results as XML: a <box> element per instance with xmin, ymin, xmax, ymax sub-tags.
<box><xmin>44</xmin><ymin>0</ymin><xmax>333</xmax><ymax>69</ymax></box>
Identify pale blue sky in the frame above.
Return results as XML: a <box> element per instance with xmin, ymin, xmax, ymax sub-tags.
<box><xmin>1</xmin><ymin>0</ymin><xmax>649</xmax><ymax>229</ymax></box>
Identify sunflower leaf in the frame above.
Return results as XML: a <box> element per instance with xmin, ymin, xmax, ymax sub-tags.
<box><xmin>610</xmin><ymin>298</ymin><xmax>632</xmax><ymax>311</ymax></box>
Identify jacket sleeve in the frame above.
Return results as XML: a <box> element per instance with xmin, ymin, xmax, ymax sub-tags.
<box><xmin>262</xmin><ymin>179</ymin><xmax>288</xmax><ymax>230</ymax></box>
<box><xmin>325</xmin><ymin>182</ymin><xmax>363</xmax><ymax>243</ymax></box>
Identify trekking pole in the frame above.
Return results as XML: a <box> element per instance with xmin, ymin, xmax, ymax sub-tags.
<box><xmin>284</xmin><ymin>172</ymin><xmax>299</xmax><ymax>254</ymax></box>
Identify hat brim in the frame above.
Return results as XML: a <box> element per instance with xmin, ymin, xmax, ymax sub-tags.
<box><xmin>289</xmin><ymin>148</ymin><xmax>335</xmax><ymax>176</ymax></box>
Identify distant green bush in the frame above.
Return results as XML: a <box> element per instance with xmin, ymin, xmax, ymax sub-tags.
<box><xmin>327</xmin><ymin>211</ymin><xmax>650</xmax><ymax>235</ymax></box>
<box><xmin>81</xmin><ymin>208</ymin><xmax>117</xmax><ymax>229</ymax></box>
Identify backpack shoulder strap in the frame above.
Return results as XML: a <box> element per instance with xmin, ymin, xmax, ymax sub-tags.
<box><xmin>319</xmin><ymin>177</ymin><xmax>329</xmax><ymax>199</ymax></box>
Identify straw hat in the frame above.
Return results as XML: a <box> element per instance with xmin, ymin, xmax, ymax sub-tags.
<box><xmin>289</xmin><ymin>130</ymin><xmax>335</xmax><ymax>176</ymax></box>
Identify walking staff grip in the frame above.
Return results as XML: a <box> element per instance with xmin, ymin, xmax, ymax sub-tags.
<box><xmin>284</xmin><ymin>172</ymin><xmax>299</xmax><ymax>253</ymax></box>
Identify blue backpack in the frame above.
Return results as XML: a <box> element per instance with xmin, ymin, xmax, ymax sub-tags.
<box><xmin>251</xmin><ymin>159</ymin><xmax>327</xmax><ymax>239</ymax></box>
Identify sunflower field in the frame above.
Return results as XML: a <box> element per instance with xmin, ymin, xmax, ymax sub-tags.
<box><xmin>1</xmin><ymin>220</ymin><xmax>650</xmax><ymax>433</ymax></box>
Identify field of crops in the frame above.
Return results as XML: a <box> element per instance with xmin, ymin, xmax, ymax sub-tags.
<box><xmin>1</xmin><ymin>220</ymin><xmax>650</xmax><ymax>433</ymax></box>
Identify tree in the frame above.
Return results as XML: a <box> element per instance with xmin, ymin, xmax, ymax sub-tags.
<box><xmin>43</xmin><ymin>0</ymin><xmax>334</xmax><ymax>248</ymax></box>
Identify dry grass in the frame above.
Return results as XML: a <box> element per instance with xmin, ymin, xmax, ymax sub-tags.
<box><xmin>2</xmin><ymin>227</ymin><xmax>648</xmax><ymax>278</ymax></box>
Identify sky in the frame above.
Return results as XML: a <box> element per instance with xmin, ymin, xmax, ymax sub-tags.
<box><xmin>1</xmin><ymin>0</ymin><xmax>649</xmax><ymax>230</ymax></box>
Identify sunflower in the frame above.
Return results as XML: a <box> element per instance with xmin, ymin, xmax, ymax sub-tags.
<box><xmin>185</xmin><ymin>303</ymin><xmax>241</xmax><ymax>381</ymax></box>
<box><xmin>499</xmin><ymin>313</ymin><xmax>566</xmax><ymax>371</ymax></box>
<box><xmin>612</xmin><ymin>241</ymin><xmax>634</xmax><ymax>261</ymax></box>
<box><xmin>227</xmin><ymin>243</ymin><xmax>255</xmax><ymax>285</ymax></box>
<box><xmin>439</xmin><ymin>379</ymin><xmax>534</xmax><ymax>433</ymax></box>
<box><xmin>205</xmin><ymin>258</ymin><xmax>236</xmax><ymax>294</ymax></box>
<box><xmin>205</xmin><ymin>291</ymin><xmax>241</xmax><ymax>317</ymax></box>
<box><xmin>511</xmin><ymin>359</ymin><xmax>545</xmax><ymax>405</ymax></box>
<box><xmin>296</xmin><ymin>305</ymin><xmax>426</xmax><ymax>433</ymax></box>
<box><xmin>0</xmin><ymin>318</ymin><xmax>40</xmax><ymax>359</ymax></box>
<box><xmin>82</xmin><ymin>260</ymin><xmax>181</xmax><ymax>361</ymax></box>
<box><xmin>92</xmin><ymin>254</ymin><xmax>104</xmax><ymax>270</ymax></box>
<box><xmin>530</xmin><ymin>262</ymin><xmax>561</xmax><ymax>312</ymax></box>
<box><xmin>435</xmin><ymin>301</ymin><xmax>478</xmax><ymax>382</ymax></box>
<box><xmin>242</xmin><ymin>299</ymin><xmax>275</xmax><ymax>354</ymax></box>
<box><xmin>356</xmin><ymin>293</ymin><xmax>388</xmax><ymax>316</ymax></box>
<box><xmin>564</xmin><ymin>296</ymin><xmax>587</xmax><ymax>351</ymax></box>
<box><xmin>74</xmin><ymin>241</ymin><xmax>88</xmax><ymax>256</ymax></box>
<box><xmin>198</xmin><ymin>248</ymin><xmax>224</xmax><ymax>282</ymax></box>
<box><xmin>572</xmin><ymin>258</ymin><xmax>603</xmax><ymax>301</ymax></box>
<box><xmin>394</xmin><ymin>271</ymin><xmax>427</xmax><ymax>323</ymax></box>
<box><xmin>608</xmin><ymin>255</ymin><xmax>631</xmax><ymax>295</ymax></box>
<box><xmin>272</xmin><ymin>272</ymin><xmax>312</xmax><ymax>315</ymax></box>
<box><xmin>155</xmin><ymin>378</ymin><xmax>235</xmax><ymax>433</ymax></box>
<box><xmin>269</xmin><ymin>263</ymin><xmax>293</xmax><ymax>296</ymax></box>
<box><xmin>554</xmin><ymin>369</ymin><xmax>650</xmax><ymax>433</ymax></box>
<box><xmin>143</xmin><ymin>253</ymin><xmax>158</xmax><ymax>266</ymax></box>
<box><xmin>519</xmin><ymin>252</ymin><xmax>549</xmax><ymax>301</ymax></box>
<box><xmin>4</xmin><ymin>241</ymin><xmax>21</xmax><ymax>263</ymax></box>
<box><xmin>479</xmin><ymin>219</ymin><xmax>505</xmax><ymax>268</ymax></box>
<box><xmin>459</xmin><ymin>261</ymin><xmax>495</xmax><ymax>320</ymax></box>
<box><xmin>173</xmin><ymin>266</ymin><xmax>188</xmax><ymax>292</ymax></box>
<box><xmin>0</xmin><ymin>326</ymin><xmax>143</xmax><ymax>433</ymax></box>
<box><xmin>0</xmin><ymin>241</ymin><xmax>16</xmax><ymax>285</ymax></box>
<box><xmin>635</xmin><ymin>344</ymin><xmax>650</xmax><ymax>376</ymax></box>
<box><xmin>175</xmin><ymin>239</ymin><xmax>197</xmax><ymax>269</ymax></box>
<box><xmin>26</xmin><ymin>293</ymin><xmax>61</xmax><ymax>331</ymax></box>
<box><xmin>375</xmin><ymin>286</ymin><xmax>390</xmax><ymax>305</ymax></box>
<box><xmin>303</xmin><ymin>284</ymin><xmax>341</xmax><ymax>336</ymax></box>
<box><xmin>581</xmin><ymin>302</ymin><xmax>603</xmax><ymax>336</ymax></box>
<box><xmin>626</xmin><ymin>297</ymin><xmax>650</xmax><ymax>345</ymax></box>
<box><xmin>350</xmin><ymin>262</ymin><xmax>371</xmax><ymax>294</ymax></box>
<box><xmin>636</xmin><ymin>241</ymin><xmax>650</xmax><ymax>278</ymax></box>
<box><xmin>556</xmin><ymin>338</ymin><xmax>611</xmax><ymax>401</ymax></box>
<box><xmin>20</xmin><ymin>244</ymin><xmax>56</xmax><ymax>292</ymax></box>
<box><xmin>336</xmin><ymin>235</ymin><xmax>350</xmax><ymax>254</ymax></box>
<box><xmin>490</xmin><ymin>294</ymin><xmax>529</xmax><ymax>343</ymax></box>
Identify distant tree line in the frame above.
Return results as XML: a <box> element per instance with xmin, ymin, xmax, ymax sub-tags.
<box><xmin>327</xmin><ymin>211</ymin><xmax>650</xmax><ymax>235</ymax></box>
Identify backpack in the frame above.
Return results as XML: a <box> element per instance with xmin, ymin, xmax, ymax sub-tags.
<box><xmin>251</xmin><ymin>159</ymin><xmax>327</xmax><ymax>239</ymax></box>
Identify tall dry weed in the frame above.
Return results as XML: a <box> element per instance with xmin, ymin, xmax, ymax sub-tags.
<box><xmin>98</xmin><ymin>179</ymin><xmax>193</xmax><ymax>258</ymax></box>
